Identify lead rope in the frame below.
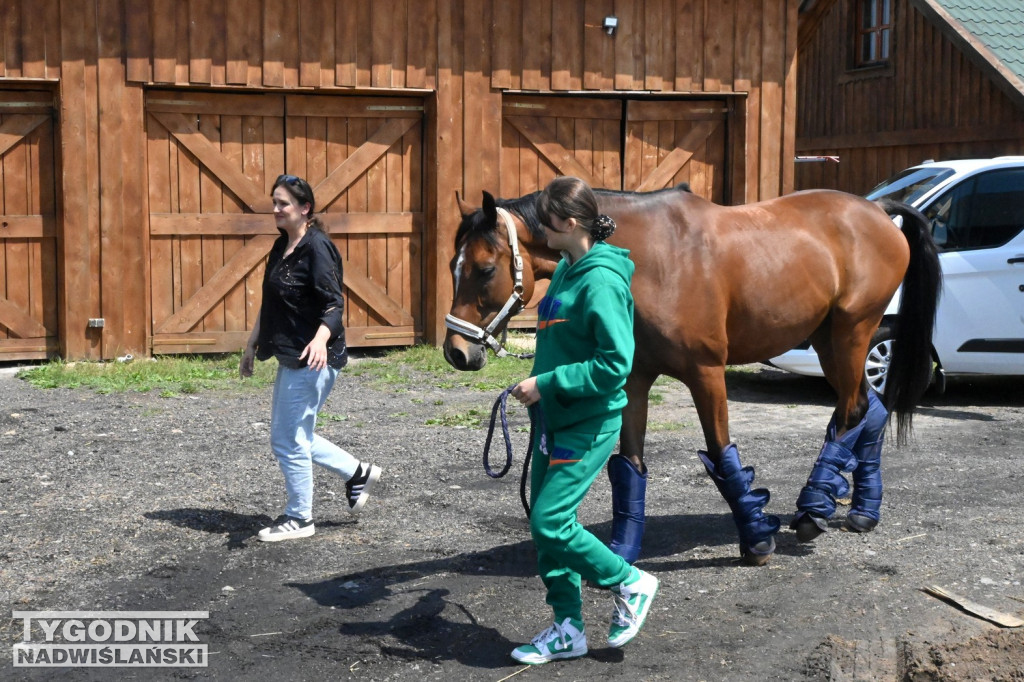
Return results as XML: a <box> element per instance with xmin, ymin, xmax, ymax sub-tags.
<box><xmin>482</xmin><ymin>386</ymin><xmax>546</xmax><ymax>518</ymax></box>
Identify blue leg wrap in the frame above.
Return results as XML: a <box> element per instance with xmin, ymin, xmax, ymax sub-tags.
<box><xmin>849</xmin><ymin>390</ymin><xmax>887</xmax><ymax>524</ymax></box>
<box><xmin>700</xmin><ymin>445</ymin><xmax>780</xmax><ymax>557</ymax></box>
<box><xmin>607</xmin><ymin>455</ymin><xmax>647</xmax><ymax>563</ymax></box>
<box><xmin>793</xmin><ymin>417</ymin><xmax>862</xmax><ymax>525</ymax></box>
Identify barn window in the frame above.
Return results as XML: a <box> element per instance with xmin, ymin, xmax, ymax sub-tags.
<box><xmin>855</xmin><ymin>0</ymin><xmax>891</xmax><ymax>67</ymax></box>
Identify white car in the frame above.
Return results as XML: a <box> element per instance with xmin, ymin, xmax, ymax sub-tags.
<box><xmin>770</xmin><ymin>157</ymin><xmax>1024</xmax><ymax>393</ymax></box>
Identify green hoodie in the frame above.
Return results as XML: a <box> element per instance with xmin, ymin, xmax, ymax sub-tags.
<box><xmin>532</xmin><ymin>241</ymin><xmax>635</xmax><ymax>433</ymax></box>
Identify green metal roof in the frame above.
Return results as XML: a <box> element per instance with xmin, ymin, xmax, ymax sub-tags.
<box><xmin>935</xmin><ymin>0</ymin><xmax>1024</xmax><ymax>84</ymax></box>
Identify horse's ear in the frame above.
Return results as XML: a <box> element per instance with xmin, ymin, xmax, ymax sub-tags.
<box><xmin>481</xmin><ymin>191</ymin><xmax>498</xmax><ymax>225</ymax></box>
<box><xmin>455</xmin><ymin>191</ymin><xmax>477</xmax><ymax>218</ymax></box>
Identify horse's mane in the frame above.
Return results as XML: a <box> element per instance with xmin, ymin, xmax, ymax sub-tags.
<box><xmin>455</xmin><ymin>191</ymin><xmax>544</xmax><ymax>248</ymax></box>
<box><xmin>454</xmin><ymin>183</ymin><xmax>692</xmax><ymax>247</ymax></box>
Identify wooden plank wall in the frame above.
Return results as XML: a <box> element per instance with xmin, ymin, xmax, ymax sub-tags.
<box><xmin>796</xmin><ymin>0</ymin><xmax>1024</xmax><ymax>194</ymax></box>
<box><xmin>0</xmin><ymin>0</ymin><xmax>798</xmax><ymax>359</ymax></box>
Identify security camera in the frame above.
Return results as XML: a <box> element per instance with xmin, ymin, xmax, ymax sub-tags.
<box><xmin>603</xmin><ymin>16</ymin><xmax>618</xmax><ymax>35</ymax></box>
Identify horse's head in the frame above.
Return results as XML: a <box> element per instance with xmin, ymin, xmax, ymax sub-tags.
<box><xmin>443</xmin><ymin>190</ymin><xmax>553</xmax><ymax>371</ymax></box>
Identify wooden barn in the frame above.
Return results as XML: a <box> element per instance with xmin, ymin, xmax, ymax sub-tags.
<box><xmin>796</xmin><ymin>0</ymin><xmax>1024</xmax><ymax>192</ymax></box>
<box><xmin>0</xmin><ymin>0</ymin><xmax>799</xmax><ymax>362</ymax></box>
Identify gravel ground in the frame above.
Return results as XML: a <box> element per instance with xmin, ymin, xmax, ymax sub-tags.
<box><xmin>1</xmin><ymin>357</ymin><xmax>1022</xmax><ymax>681</ymax></box>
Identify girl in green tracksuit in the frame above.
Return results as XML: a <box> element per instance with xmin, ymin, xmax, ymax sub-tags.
<box><xmin>508</xmin><ymin>176</ymin><xmax>659</xmax><ymax>665</ymax></box>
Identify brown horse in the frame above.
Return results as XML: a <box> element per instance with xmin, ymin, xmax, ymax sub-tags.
<box><xmin>444</xmin><ymin>184</ymin><xmax>940</xmax><ymax>565</ymax></box>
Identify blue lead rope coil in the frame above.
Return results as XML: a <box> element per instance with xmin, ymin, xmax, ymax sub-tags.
<box><xmin>482</xmin><ymin>386</ymin><xmax>539</xmax><ymax>518</ymax></box>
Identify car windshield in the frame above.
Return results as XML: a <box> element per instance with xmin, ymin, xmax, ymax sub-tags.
<box><xmin>864</xmin><ymin>167</ymin><xmax>955</xmax><ymax>204</ymax></box>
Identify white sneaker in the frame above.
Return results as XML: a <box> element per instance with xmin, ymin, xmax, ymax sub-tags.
<box><xmin>346</xmin><ymin>463</ymin><xmax>381</xmax><ymax>514</ymax></box>
<box><xmin>608</xmin><ymin>570</ymin><xmax>659</xmax><ymax>647</ymax></box>
<box><xmin>257</xmin><ymin>515</ymin><xmax>315</xmax><ymax>542</ymax></box>
<box><xmin>511</xmin><ymin>618</ymin><xmax>588</xmax><ymax>664</ymax></box>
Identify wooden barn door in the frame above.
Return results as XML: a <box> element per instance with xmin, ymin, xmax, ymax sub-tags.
<box><xmin>501</xmin><ymin>95</ymin><xmax>623</xmax><ymax>197</ymax></box>
<box><xmin>499</xmin><ymin>95</ymin><xmax>729</xmax><ymax>324</ymax></box>
<box><xmin>146</xmin><ymin>91</ymin><xmax>423</xmax><ymax>354</ymax></box>
<box><xmin>0</xmin><ymin>91</ymin><xmax>59</xmax><ymax>361</ymax></box>
<box><xmin>624</xmin><ymin>100</ymin><xmax>728</xmax><ymax>201</ymax></box>
<box><xmin>500</xmin><ymin>95</ymin><xmax>623</xmax><ymax>324</ymax></box>
<box><xmin>285</xmin><ymin>95</ymin><xmax>423</xmax><ymax>347</ymax></box>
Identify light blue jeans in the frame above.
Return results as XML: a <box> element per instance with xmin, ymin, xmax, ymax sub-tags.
<box><xmin>270</xmin><ymin>364</ymin><xmax>359</xmax><ymax>521</ymax></box>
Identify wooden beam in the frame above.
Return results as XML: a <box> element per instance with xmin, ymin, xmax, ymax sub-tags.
<box><xmin>152</xmin><ymin>327</ymin><xmax>420</xmax><ymax>352</ymax></box>
<box><xmin>343</xmin><ymin>264</ymin><xmax>415</xmax><ymax>327</ymax></box>
<box><xmin>150</xmin><ymin>111</ymin><xmax>273</xmax><ymax>213</ymax></box>
<box><xmin>58</xmin><ymin>0</ymin><xmax>101</xmax><ymax>360</ymax></box>
<box><xmin>149</xmin><ymin>212</ymin><xmax>421</xmax><ymax>236</ymax></box>
<box><xmin>147</xmin><ymin>91</ymin><xmax>284</xmax><ymax>117</ymax></box>
<box><xmin>782</xmin><ymin>0</ymin><xmax>799</xmax><ymax>195</ymax></box>
<box><xmin>636</xmin><ymin>120</ymin><xmax>719</xmax><ymax>191</ymax></box>
<box><xmin>156</xmin><ymin>233</ymin><xmax>414</xmax><ymax>334</ymax></box>
<box><xmin>349</xmin><ymin>326</ymin><xmax>419</xmax><ymax>346</ymax></box>
<box><xmin>156</xmin><ymin>235</ymin><xmax>275</xmax><ymax>333</ymax></box>
<box><xmin>797</xmin><ymin>121</ymin><xmax>1024</xmax><ymax>151</ymax></box>
<box><xmin>312</xmin><ymin>117</ymin><xmax>420</xmax><ymax>210</ymax></box>
<box><xmin>121</xmin><ymin>83</ymin><xmax>150</xmax><ymax>357</ymax></box>
<box><xmin>504</xmin><ymin>116</ymin><xmax>599</xmax><ymax>186</ymax></box>
<box><xmin>0</xmin><ymin>338</ymin><xmax>57</xmax><ymax>357</ymax></box>
<box><xmin>151</xmin><ymin>330</ymin><xmax>252</xmax><ymax>354</ymax></box>
<box><xmin>0</xmin><ymin>297</ymin><xmax>48</xmax><ymax>338</ymax></box>
<box><xmin>0</xmin><ymin>115</ymin><xmax>49</xmax><ymax>157</ymax></box>
<box><xmin>0</xmin><ymin>216</ymin><xmax>51</xmax><ymax>238</ymax></box>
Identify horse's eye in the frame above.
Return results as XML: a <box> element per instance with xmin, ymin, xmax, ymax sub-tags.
<box><xmin>478</xmin><ymin>266</ymin><xmax>496</xmax><ymax>280</ymax></box>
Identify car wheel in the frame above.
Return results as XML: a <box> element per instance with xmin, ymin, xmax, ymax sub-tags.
<box><xmin>864</xmin><ymin>324</ymin><xmax>894</xmax><ymax>395</ymax></box>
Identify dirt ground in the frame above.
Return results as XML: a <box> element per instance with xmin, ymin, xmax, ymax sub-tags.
<box><xmin>1</xmin><ymin>356</ymin><xmax>1023</xmax><ymax>681</ymax></box>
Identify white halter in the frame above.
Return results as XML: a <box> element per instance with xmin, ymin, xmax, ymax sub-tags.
<box><xmin>445</xmin><ymin>207</ymin><xmax>533</xmax><ymax>358</ymax></box>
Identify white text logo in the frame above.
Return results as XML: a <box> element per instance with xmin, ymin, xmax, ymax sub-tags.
<box><xmin>12</xmin><ymin>611</ymin><xmax>209</xmax><ymax>667</ymax></box>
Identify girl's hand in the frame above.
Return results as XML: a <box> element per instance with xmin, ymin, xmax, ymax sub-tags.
<box><xmin>511</xmin><ymin>377</ymin><xmax>540</xmax><ymax>406</ymax></box>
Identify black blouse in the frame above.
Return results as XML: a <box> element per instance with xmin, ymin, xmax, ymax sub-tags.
<box><xmin>255</xmin><ymin>228</ymin><xmax>348</xmax><ymax>369</ymax></box>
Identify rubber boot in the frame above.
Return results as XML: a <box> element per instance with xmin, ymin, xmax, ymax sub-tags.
<box><xmin>607</xmin><ymin>455</ymin><xmax>647</xmax><ymax>563</ymax></box>
<box><xmin>846</xmin><ymin>390</ymin><xmax>888</xmax><ymax>533</ymax></box>
<box><xmin>700</xmin><ymin>444</ymin><xmax>781</xmax><ymax>565</ymax></box>
<box><xmin>791</xmin><ymin>415</ymin><xmax>865</xmax><ymax>541</ymax></box>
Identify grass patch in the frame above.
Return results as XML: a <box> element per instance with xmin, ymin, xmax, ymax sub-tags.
<box><xmin>18</xmin><ymin>346</ymin><xmax>767</xmax><ymax>396</ymax></box>
<box><xmin>316</xmin><ymin>412</ymin><xmax>349</xmax><ymax>428</ymax></box>
<box><xmin>14</xmin><ymin>335</ymin><xmax>536</xmax><ymax>396</ymax></box>
<box><xmin>425</xmin><ymin>409</ymin><xmax>484</xmax><ymax>428</ymax></box>
<box><xmin>18</xmin><ymin>354</ymin><xmax>277</xmax><ymax>394</ymax></box>
<box><xmin>350</xmin><ymin>333</ymin><xmax>535</xmax><ymax>392</ymax></box>
<box><xmin>726</xmin><ymin>364</ymin><xmax>763</xmax><ymax>374</ymax></box>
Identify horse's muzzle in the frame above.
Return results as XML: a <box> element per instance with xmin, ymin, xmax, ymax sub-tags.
<box><xmin>443</xmin><ymin>334</ymin><xmax>488</xmax><ymax>371</ymax></box>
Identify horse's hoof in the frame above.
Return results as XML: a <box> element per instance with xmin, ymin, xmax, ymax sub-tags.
<box><xmin>844</xmin><ymin>513</ymin><xmax>878</xmax><ymax>533</ymax></box>
<box><xmin>740</xmin><ymin>538</ymin><xmax>776</xmax><ymax>566</ymax></box>
<box><xmin>793</xmin><ymin>514</ymin><xmax>828</xmax><ymax>542</ymax></box>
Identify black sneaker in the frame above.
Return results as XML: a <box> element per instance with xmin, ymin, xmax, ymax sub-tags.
<box><xmin>345</xmin><ymin>463</ymin><xmax>381</xmax><ymax>514</ymax></box>
<box><xmin>257</xmin><ymin>515</ymin><xmax>315</xmax><ymax>542</ymax></box>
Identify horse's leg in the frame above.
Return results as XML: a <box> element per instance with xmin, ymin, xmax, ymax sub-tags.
<box><xmin>607</xmin><ymin>371</ymin><xmax>656</xmax><ymax>562</ymax></box>
<box><xmin>845</xmin><ymin>389</ymin><xmax>887</xmax><ymax>532</ymax></box>
<box><xmin>690</xmin><ymin>364</ymin><xmax>780</xmax><ymax>566</ymax></box>
<box><xmin>825</xmin><ymin>326</ymin><xmax>890</xmax><ymax>533</ymax></box>
<box><xmin>792</xmin><ymin>320</ymin><xmax>888</xmax><ymax>541</ymax></box>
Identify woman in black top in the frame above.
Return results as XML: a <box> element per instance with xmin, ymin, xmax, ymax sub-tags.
<box><xmin>240</xmin><ymin>174</ymin><xmax>381</xmax><ymax>541</ymax></box>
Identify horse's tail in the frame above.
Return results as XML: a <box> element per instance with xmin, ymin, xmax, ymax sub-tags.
<box><xmin>875</xmin><ymin>197</ymin><xmax>942</xmax><ymax>445</ymax></box>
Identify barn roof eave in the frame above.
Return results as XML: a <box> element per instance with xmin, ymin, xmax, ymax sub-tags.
<box><xmin>913</xmin><ymin>0</ymin><xmax>1024</xmax><ymax>111</ymax></box>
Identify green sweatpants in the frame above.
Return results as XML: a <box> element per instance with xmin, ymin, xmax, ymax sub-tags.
<box><xmin>529</xmin><ymin>427</ymin><xmax>633</xmax><ymax>623</ymax></box>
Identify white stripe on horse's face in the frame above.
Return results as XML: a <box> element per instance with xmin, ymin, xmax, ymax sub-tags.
<box><xmin>454</xmin><ymin>244</ymin><xmax>466</xmax><ymax>292</ymax></box>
